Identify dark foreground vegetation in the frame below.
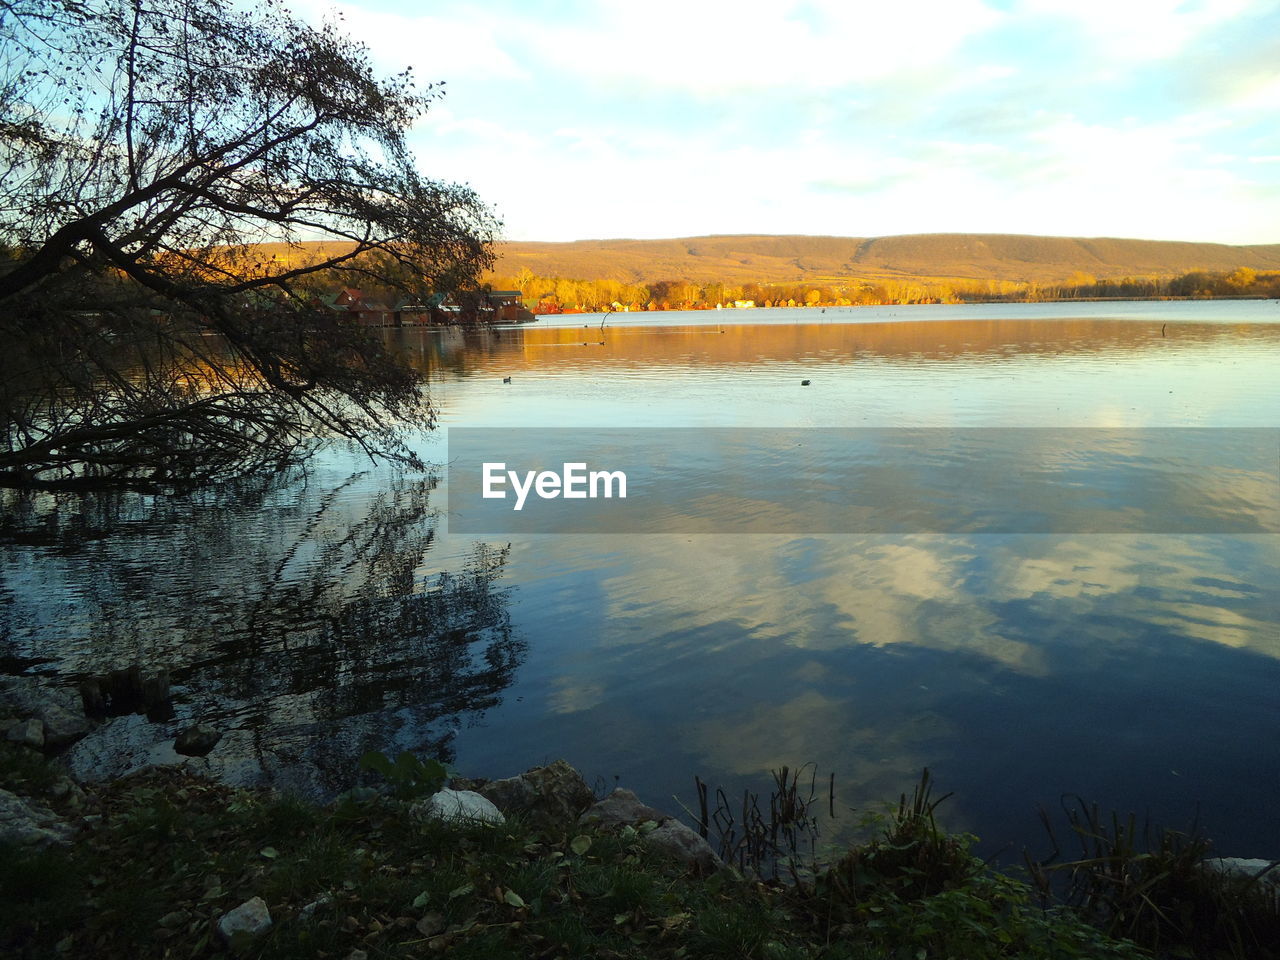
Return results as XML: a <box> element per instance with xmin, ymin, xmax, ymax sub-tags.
<box><xmin>3</xmin><ymin>744</ymin><xmax>1277</xmax><ymax>960</ymax></box>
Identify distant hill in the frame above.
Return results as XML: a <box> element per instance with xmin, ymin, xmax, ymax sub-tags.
<box><xmin>492</xmin><ymin>233</ymin><xmax>1280</xmax><ymax>285</ymax></box>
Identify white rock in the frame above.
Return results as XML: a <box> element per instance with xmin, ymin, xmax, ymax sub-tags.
<box><xmin>216</xmin><ymin>896</ymin><xmax>273</xmax><ymax>943</ymax></box>
<box><xmin>1205</xmin><ymin>857</ymin><xmax>1280</xmax><ymax>888</ymax></box>
<box><xmin>298</xmin><ymin>893</ymin><xmax>332</xmax><ymax>920</ymax></box>
<box><xmin>415</xmin><ymin>788</ymin><xmax>505</xmax><ymax>825</ymax></box>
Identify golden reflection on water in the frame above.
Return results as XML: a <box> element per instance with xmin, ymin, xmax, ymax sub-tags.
<box><xmin>404</xmin><ymin>317</ymin><xmax>1280</xmax><ymax>374</ymax></box>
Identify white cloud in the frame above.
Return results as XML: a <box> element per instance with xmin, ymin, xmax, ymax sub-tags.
<box><xmin>1223</xmin><ymin>73</ymin><xmax>1280</xmax><ymax>116</ymax></box>
<box><xmin>525</xmin><ymin>0</ymin><xmax>1004</xmax><ymax>96</ymax></box>
<box><xmin>413</xmin><ymin>107</ymin><xmax>1277</xmax><ymax>243</ymax></box>
<box><xmin>291</xmin><ymin>0</ymin><xmax>1279</xmax><ymax>242</ymax></box>
<box><xmin>292</xmin><ymin>0</ymin><xmax>528</xmax><ymax>81</ymax></box>
<box><xmin>1011</xmin><ymin>0</ymin><xmax>1255</xmax><ymax>60</ymax></box>
<box><xmin>988</xmin><ymin>537</ymin><xmax>1280</xmax><ymax>658</ymax></box>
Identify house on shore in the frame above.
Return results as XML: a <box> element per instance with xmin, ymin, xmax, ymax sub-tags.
<box><xmin>319</xmin><ymin>288</ymin><xmax>394</xmax><ymax>326</ymax></box>
<box><xmin>486</xmin><ymin>290</ymin><xmax>526</xmax><ymax>323</ymax></box>
<box><xmin>394</xmin><ymin>293</ymin><xmax>449</xmax><ymax>326</ymax></box>
<box><xmin>319</xmin><ymin>288</ymin><xmax>532</xmax><ymax>327</ymax></box>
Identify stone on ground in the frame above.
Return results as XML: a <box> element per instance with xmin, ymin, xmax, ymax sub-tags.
<box><xmin>580</xmin><ymin>787</ymin><xmax>669</xmax><ymax>828</ymax></box>
<box><xmin>5</xmin><ymin>717</ymin><xmax>44</xmax><ymax>748</ymax></box>
<box><xmin>477</xmin><ymin>759</ymin><xmax>596</xmax><ymax>828</ymax></box>
<box><xmin>216</xmin><ymin>896</ymin><xmax>273</xmax><ymax>943</ymax></box>
<box><xmin>0</xmin><ymin>676</ymin><xmax>92</xmax><ymax>747</ymax></box>
<box><xmin>1204</xmin><ymin>857</ymin><xmax>1280</xmax><ymax>889</ymax></box>
<box><xmin>414</xmin><ymin>788</ymin><xmax>505</xmax><ymax>825</ymax></box>
<box><xmin>174</xmin><ymin>723</ymin><xmax>222</xmax><ymax>757</ymax></box>
<box><xmin>646</xmin><ymin>820</ymin><xmax>723</xmax><ymax>873</ymax></box>
<box><xmin>0</xmin><ymin>788</ymin><xmax>73</xmax><ymax>847</ymax></box>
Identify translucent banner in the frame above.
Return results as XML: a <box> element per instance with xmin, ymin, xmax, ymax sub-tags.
<box><xmin>445</xmin><ymin>428</ymin><xmax>1280</xmax><ymax>534</ymax></box>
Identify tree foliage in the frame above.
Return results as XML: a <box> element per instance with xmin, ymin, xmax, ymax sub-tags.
<box><xmin>0</xmin><ymin>0</ymin><xmax>499</xmax><ymax>492</ymax></box>
<box><xmin>494</xmin><ymin>265</ymin><xmax>1280</xmax><ymax>313</ymax></box>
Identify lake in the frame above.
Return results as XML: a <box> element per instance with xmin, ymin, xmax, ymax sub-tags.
<box><xmin>2</xmin><ymin>299</ymin><xmax>1278</xmax><ymax>864</ymax></box>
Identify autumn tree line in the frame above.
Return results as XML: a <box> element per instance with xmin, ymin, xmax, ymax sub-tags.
<box><xmin>488</xmin><ymin>266</ymin><xmax>1280</xmax><ymax>313</ymax></box>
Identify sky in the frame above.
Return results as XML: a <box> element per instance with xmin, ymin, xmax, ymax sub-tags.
<box><xmin>293</xmin><ymin>0</ymin><xmax>1280</xmax><ymax>245</ymax></box>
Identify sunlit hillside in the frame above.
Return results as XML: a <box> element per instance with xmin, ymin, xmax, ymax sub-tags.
<box><xmin>243</xmin><ymin>233</ymin><xmax>1280</xmax><ymax>289</ymax></box>
<box><xmin>493</xmin><ymin>233</ymin><xmax>1280</xmax><ymax>285</ymax></box>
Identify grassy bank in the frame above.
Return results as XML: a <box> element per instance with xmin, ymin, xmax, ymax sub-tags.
<box><xmin>1</xmin><ymin>744</ymin><xmax>1273</xmax><ymax>959</ymax></box>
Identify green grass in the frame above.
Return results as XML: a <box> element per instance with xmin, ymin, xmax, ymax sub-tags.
<box><xmin>1</xmin><ymin>751</ymin><xmax>1272</xmax><ymax>960</ymax></box>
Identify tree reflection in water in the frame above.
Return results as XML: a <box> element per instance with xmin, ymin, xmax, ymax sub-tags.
<box><xmin>0</xmin><ymin>468</ymin><xmax>522</xmax><ymax>796</ymax></box>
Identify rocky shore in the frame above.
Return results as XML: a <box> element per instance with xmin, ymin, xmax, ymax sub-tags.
<box><xmin>0</xmin><ymin>672</ymin><xmax>718</xmax><ymax>855</ymax></box>
<box><xmin>4</xmin><ymin>674</ymin><xmax>1278</xmax><ymax>959</ymax></box>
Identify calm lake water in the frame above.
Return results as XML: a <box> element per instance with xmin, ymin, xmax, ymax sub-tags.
<box><xmin>2</xmin><ymin>300</ymin><xmax>1278</xmax><ymax>862</ymax></box>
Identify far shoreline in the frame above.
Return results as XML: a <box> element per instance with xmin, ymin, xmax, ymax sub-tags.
<box><xmin>509</xmin><ymin>296</ymin><xmax>1280</xmax><ymax>330</ymax></box>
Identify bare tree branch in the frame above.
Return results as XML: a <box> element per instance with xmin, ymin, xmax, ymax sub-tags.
<box><xmin>0</xmin><ymin>0</ymin><xmax>499</xmax><ymax>492</ymax></box>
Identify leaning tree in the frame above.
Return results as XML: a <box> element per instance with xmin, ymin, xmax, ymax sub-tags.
<box><xmin>0</xmin><ymin>0</ymin><xmax>500</xmax><ymax>492</ymax></box>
